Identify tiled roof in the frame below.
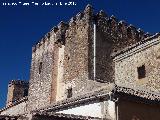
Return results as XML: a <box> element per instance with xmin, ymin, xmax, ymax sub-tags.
<box><xmin>33</xmin><ymin>112</ymin><xmax>102</xmax><ymax>120</ymax></box>
<box><xmin>0</xmin><ymin>97</ymin><xmax>28</xmax><ymax>113</ymax></box>
<box><xmin>115</xmin><ymin>85</ymin><xmax>160</xmax><ymax>101</ymax></box>
<box><xmin>0</xmin><ymin>115</ymin><xmax>18</xmax><ymax>120</ymax></box>
<box><xmin>33</xmin><ymin>83</ymin><xmax>160</xmax><ymax>114</ymax></box>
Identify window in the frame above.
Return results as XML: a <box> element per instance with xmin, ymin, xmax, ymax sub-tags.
<box><xmin>23</xmin><ymin>89</ymin><xmax>28</xmax><ymax>97</ymax></box>
<box><xmin>137</xmin><ymin>65</ymin><xmax>146</xmax><ymax>79</ymax></box>
<box><xmin>67</xmin><ymin>88</ymin><xmax>72</xmax><ymax>98</ymax></box>
<box><xmin>39</xmin><ymin>62</ymin><xmax>42</xmax><ymax>74</ymax></box>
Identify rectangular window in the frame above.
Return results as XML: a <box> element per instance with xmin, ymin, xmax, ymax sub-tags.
<box><xmin>39</xmin><ymin>62</ymin><xmax>42</xmax><ymax>74</ymax></box>
<box><xmin>23</xmin><ymin>89</ymin><xmax>28</xmax><ymax>97</ymax></box>
<box><xmin>67</xmin><ymin>88</ymin><xmax>72</xmax><ymax>98</ymax></box>
<box><xmin>137</xmin><ymin>65</ymin><xmax>146</xmax><ymax>79</ymax></box>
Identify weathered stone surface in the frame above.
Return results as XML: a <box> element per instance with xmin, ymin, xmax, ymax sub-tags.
<box><xmin>95</xmin><ymin>23</ymin><xmax>115</xmax><ymax>82</ymax></box>
<box><xmin>27</xmin><ymin>5</ymin><xmax>153</xmax><ymax>112</ymax></box>
<box><xmin>27</xmin><ymin>34</ymin><xmax>56</xmax><ymax>111</ymax></box>
<box><xmin>114</xmin><ymin>36</ymin><xmax>160</xmax><ymax>92</ymax></box>
<box><xmin>6</xmin><ymin>80</ymin><xmax>28</xmax><ymax>107</ymax></box>
<box><xmin>27</xmin><ymin>19</ymin><xmax>69</xmax><ymax>111</ymax></box>
<box><xmin>1</xmin><ymin>4</ymin><xmax>160</xmax><ymax>120</ymax></box>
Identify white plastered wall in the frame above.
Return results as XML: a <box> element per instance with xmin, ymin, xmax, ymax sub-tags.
<box><xmin>56</xmin><ymin>100</ymin><xmax>116</xmax><ymax>119</ymax></box>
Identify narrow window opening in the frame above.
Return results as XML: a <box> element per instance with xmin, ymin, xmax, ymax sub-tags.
<box><xmin>137</xmin><ymin>65</ymin><xmax>146</xmax><ymax>79</ymax></box>
<box><xmin>23</xmin><ymin>89</ymin><xmax>28</xmax><ymax>97</ymax></box>
<box><xmin>67</xmin><ymin>88</ymin><xmax>72</xmax><ymax>98</ymax></box>
<box><xmin>39</xmin><ymin>62</ymin><xmax>42</xmax><ymax>74</ymax></box>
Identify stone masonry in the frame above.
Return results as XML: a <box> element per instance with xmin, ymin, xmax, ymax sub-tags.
<box><xmin>114</xmin><ymin>34</ymin><xmax>160</xmax><ymax>93</ymax></box>
<box><xmin>27</xmin><ymin>5</ymin><xmax>110</xmax><ymax>112</ymax></box>
<box><xmin>1</xmin><ymin>4</ymin><xmax>160</xmax><ymax>120</ymax></box>
<box><xmin>19</xmin><ymin>4</ymin><xmax>157</xmax><ymax>112</ymax></box>
<box><xmin>6</xmin><ymin>80</ymin><xmax>28</xmax><ymax>107</ymax></box>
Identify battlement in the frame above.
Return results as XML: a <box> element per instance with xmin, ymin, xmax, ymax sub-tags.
<box><xmin>32</xmin><ymin>21</ymin><xmax>69</xmax><ymax>53</ymax></box>
<box><xmin>9</xmin><ymin>80</ymin><xmax>28</xmax><ymax>86</ymax></box>
<box><xmin>73</xmin><ymin>4</ymin><xmax>93</xmax><ymax>22</ymax></box>
<box><xmin>31</xmin><ymin>4</ymin><xmax>94</xmax><ymax>53</ymax></box>
<box><xmin>96</xmin><ymin>13</ymin><xmax>151</xmax><ymax>39</ymax></box>
<box><xmin>32</xmin><ymin>32</ymin><xmax>51</xmax><ymax>52</ymax></box>
<box><xmin>31</xmin><ymin>4</ymin><xmax>153</xmax><ymax>54</ymax></box>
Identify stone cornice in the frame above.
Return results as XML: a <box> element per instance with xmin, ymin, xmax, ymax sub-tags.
<box><xmin>9</xmin><ymin>80</ymin><xmax>29</xmax><ymax>86</ymax></box>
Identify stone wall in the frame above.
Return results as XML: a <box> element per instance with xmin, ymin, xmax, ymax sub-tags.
<box><xmin>6</xmin><ymin>82</ymin><xmax>14</xmax><ymax>106</ymax></box>
<box><xmin>55</xmin><ymin>45</ymin><xmax>65</xmax><ymax>101</ymax></box>
<box><xmin>55</xmin><ymin>5</ymin><xmax>106</xmax><ymax>100</ymax></box>
<box><xmin>27</xmin><ymin>32</ymin><xmax>56</xmax><ymax>111</ymax></box>
<box><xmin>93</xmin><ymin>10</ymin><xmax>150</xmax><ymax>83</ymax></box>
<box><xmin>27</xmin><ymin>4</ymin><xmax>153</xmax><ymax>113</ymax></box>
<box><xmin>63</xmin><ymin>78</ymin><xmax>107</xmax><ymax>99</ymax></box>
<box><xmin>63</xmin><ymin>5</ymin><xmax>93</xmax><ymax>83</ymax></box>
<box><xmin>95</xmin><ymin>11</ymin><xmax>148</xmax><ymax>53</ymax></box>
<box><xmin>50</xmin><ymin>22</ymin><xmax>68</xmax><ymax>103</ymax></box>
<box><xmin>95</xmin><ymin>15</ymin><xmax>114</xmax><ymax>82</ymax></box>
<box><xmin>6</xmin><ymin>80</ymin><xmax>29</xmax><ymax>107</ymax></box>
<box><xmin>114</xmin><ymin>36</ymin><xmax>160</xmax><ymax>92</ymax></box>
<box><xmin>27</xmin><ymin>20</ymin><xmax>68</xmax><ymax>111</ymax></box>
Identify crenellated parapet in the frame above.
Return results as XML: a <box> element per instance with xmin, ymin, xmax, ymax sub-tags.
<box><xmin>95</xmin><ymin>10</ymin><xmax>152</xmax><ymax>51</ymax></box>
<box><xmin>69</xmin><ymin>4</ymin><xmax>93</xmax><ymax>24</ymax></box>
<box><xmin>54</xmin><ymin>21</ymin><xmax>69</xmax><ymax>46</ymax></box>
<box><xmin>32</xmin><ymin>22</ymin><xmax>69</xmax><ymax>54</ymax></box>
<box><xmin>83</xmin><ymin>4</ymin><xmax>93</xmax><ymax>20</ymax></box>
<box><xmin>32</xmin><ymin>31</ymin><xmax>51</xmax><ymax>52</ymax></box>
<box><xmin>31</xmin><ymin>4</ymin><xmax>153</xmax><ymax>55</ymax></box>
<box><xmin>32</xmin><ymin>4</ymin><xmax>94</xmax><ymax>53</ymax></box>
<box><xmin>9</xmin><ymin>80</ymin><xmax>28</xmax><ymax>86</ymax></box>
<box><xmin>68</xmin><ymin>4</ymin><xmax>93</xmax><ymax>27</ymax></box>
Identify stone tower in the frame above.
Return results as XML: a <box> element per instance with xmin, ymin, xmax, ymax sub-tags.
<box><xmin>6</xmin><ymin>80</ymin><xmax>29</xmax><ymax>107</ymax></box>
<box><xmin>27</xmin><ymin>5</ymin><xmax>149</xmax><ymax>112</ymax></box>
<box><xmin>1</xmin><ymin>5</ymin><xmax>160</xmax><ymax>120</ymax></box>
<box><xmin>27</xmin><ymin>5</ymin><xmax>102</xmax><ymax>112</ymax></box>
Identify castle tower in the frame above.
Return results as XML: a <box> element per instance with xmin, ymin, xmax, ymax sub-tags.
<box><xmin>27</xmin><ymin>5</ymin><xmax>96</xmax><ymax>112</ymax></box>
<box><xmin>6</xmin><ymin>80</ymin><xmax>29</xmax><ymax>106</ymax></box>
<box><xmin>27</xmin><ymin>5</ymin><xmax>147</xmax><ymax>112</ymax></box>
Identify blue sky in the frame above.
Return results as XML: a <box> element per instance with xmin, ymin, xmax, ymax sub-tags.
<box><xmin>0</xmin><ymin>0</ymin><xmax>160</xmax><ymax>108</ymax></box>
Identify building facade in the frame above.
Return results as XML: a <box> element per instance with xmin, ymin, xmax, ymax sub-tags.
<box><xmin>0</xmin><ymin>4</ymin><xmax>160</xmax><ymax>120</ymax></box>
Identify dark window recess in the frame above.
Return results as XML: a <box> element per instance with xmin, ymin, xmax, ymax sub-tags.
<box><xmin>39</xmin><ymin>62</ymin><xmax>42</xmax><ymax>74</ymax></box>
<box><xmin>23</xmin><ymin>89</ymin><xmax>28</xmax><ymax>97</ymax></box>
<box><xmin>137</xmin><ymin>65</ymin><xmax>146</xmax><ymax>79</ymax></box>
<box><xmin>67</xmin><ymin>88</ymin><xmax>72</xmax><ymax>98</ymax></box>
